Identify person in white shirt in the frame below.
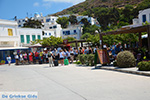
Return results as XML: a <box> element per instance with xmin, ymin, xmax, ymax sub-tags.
<box><xmin>15</xmin><ymin>54</ymin><xmax>19</xmax><ymax>65</ymax></box>
<box><xmin>59</xmin><ymin>49</ymin><xmax>64</xmax><ymax>66</ymax></box>
<box><xmin>7</xmin><ymin>55</ymin><xmax>11</xmax><ymax>66</ymax></box>
<box><xmin>48</xmin><ymin>50</ymin><xmax>54</xmax><ymax>67</ymax></box>
<box><xmin>70</xmin><ymin>48</ymin><xmax>74</xmax><ymax>64</ymax></box>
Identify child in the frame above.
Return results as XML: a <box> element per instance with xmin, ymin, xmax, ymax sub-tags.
<box><xmin>7</xmin><ymin>55</ymin><xmax>11</xmax><ymax>66</ymax></box>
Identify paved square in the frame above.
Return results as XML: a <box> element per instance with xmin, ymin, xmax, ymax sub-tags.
<box><xmin>0</xmin><ymin>64</ymin><xmax>150</xmax><ymax>100</ymax></box>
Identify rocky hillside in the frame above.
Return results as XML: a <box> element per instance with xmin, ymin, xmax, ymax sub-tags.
<box><xmin>52</xmin><ymin>0</ymin><xmax>144</xmax><ymax>16</ymax></box>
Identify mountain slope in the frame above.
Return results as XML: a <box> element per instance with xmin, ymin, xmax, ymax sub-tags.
<box><xmin>52</xmin><ymin>0</ymin><xmax>144</xmax><ymax>16</ymax></box>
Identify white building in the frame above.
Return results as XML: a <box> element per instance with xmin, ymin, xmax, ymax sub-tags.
<box><xmin>42</xmin><ymin>23</ymin><xmax>62</xmax><ymax>38</ymax></box>
<box><xmin>17</xmin><ymin>28</ymin><xmax>43</xmax><ymax>47</ymax></box>
<box><xmin>0</xmin><ymin>19</ymin><xmax>43</xmax><ymax>47</ymax></box>
<box><xmin>59</xmin><ymin>14</ymin><xmax>96</xmax><ymax>25</ymax></box>
<box><xmin>122</xmin><ymin>8</ymin><xmax>150</xmax><ymax>29</ymax></box>
<box><xmin>0</xmin><ymin>19</ymin><xmax>19</xmax><ymax>47</ymax></box>
<box><xmin>133</xmin><ymin>8</ymin><xmax>150</xmax><ymax>25</ymax></box>
<box><xmin>61</xmin><ymin>25</ymin><xmax>82</xmax><ymax>40</ymax></box>
<box><xmin>17</xmin><ymin>12</ymin><xmax>98</xmax><ymax>40</ymax></box>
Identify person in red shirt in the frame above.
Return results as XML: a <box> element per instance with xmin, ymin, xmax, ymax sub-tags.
<box><xmin>29</xmin><ymin>51</ymin><xmax>33</xmax><ymax>64</ymax></box>
<box><xmin>35</xmin><ymin>51</ymin><xmax>39</xmax><ymax>63</ymax></box>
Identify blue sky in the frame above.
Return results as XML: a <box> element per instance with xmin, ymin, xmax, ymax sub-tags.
<box><xmin>0</xmin><ymin>0</ymin><xmax>85</xmax><ymax>20</ymax></box>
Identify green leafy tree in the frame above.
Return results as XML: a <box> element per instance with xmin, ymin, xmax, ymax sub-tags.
<box><xmin>56</xmin><ymin>17</ymin><xmax>69</xmax><ymax>28</ymax></box>
<box><xmin>64</xmin><ymin>37</ymin><xmax>76</xmax><ymax>42</ymax></box>
<box><xmin>95</xmin><ymin>8</ymin><xmax>110</xmax><ymax>31</ymax></box>
<box><xmin>81</xmin><ymin>33</ymin><xmax>92</xmax><ymax>39</ymax></box>
<box><xmin>86</xmin><ymin>34</ymin><xmax>100</xmax><ymax>47</ymax></box>
<box><xmin>42</xmin><ymin>36</ymin><xmax>63</xmax><ymax>47</ymax></box>
<box><xmin>69</xmin><ymin>15</ymin><xmax>77</xmax><ymax>25</ymax></box>
<box><xmin>120</xmin><ymin>5</ymin><xmax>134</xmax><ymax>24</ymax></box>
<box><xmin>83</xmin><ymin>25</ymin><xmax>100</xmax><ymax>35</ymax></box>
<box><xmin>64</xmin><ymin>37</ymin><xmax>77</xmax><ymax>47</ymax></box>
<box><xmin>31</xmin><ymin>39</ymin><xmax>42</xmax><ymax>45</ymax></box>
<box><xmin>80</xmin><ymin>18</ymin><xmax>90</xmax><ymax>27</ymax></box>
<box><xmin>23</xmin><ymin>19</ymin><xmax>42</xmax><ymax>29</ymax></box>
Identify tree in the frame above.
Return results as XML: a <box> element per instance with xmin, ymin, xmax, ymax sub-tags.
<box><xmin>83</xmin><ymin>25</ymin><xmax>100</xmax><ymax>35</ymax></box>
<box><xmin>64</xmin><ymin>37</ymin><xmax>76</xmax><ymax>47</ymax></box>
<box><xmin>81</xmin><ymin>33</ymin><xmax>92</xmax><ymax>39</ymax></box>
<box><xmin>95</xmin><ymin>8</ymin><xmax>110</xmax><ymax>31</ymax></box>
<box><xmin>120</xmin><ymin>5</ymin><xmax>134</xmax><ymax>24</ymax></box>
<box><xmin>69</xmin><ymin>15</ymin><xmax>77</xmax><ymax>25</ymax></box>
<box><xmin>56</xmin><ymin>17</ymin><xmax>69</xmax><ymax>28</ymax></box>
<box><xmin>23</xmin><ymin>19</ymin><xmax>42</xmax><ymax>29</ymax></box>
<box><xmin>64</xmin><ymin>37</ymin><xmax>76</xmax><ymax>42</ymax></box>
<box><xmin>80</xmin><ymin>18</ymin><xmax>90</xmax><ymax>27</ymax></box>
<box><xmin>31</xmin><ymin>39</ymin><xmax>42</xmax><ymax>45</ymax></box>
<box><xmin>86</xmin><ymin>34</ymin><xmax>100</xmax><ymax>47</ymax></box>
<box><xmin>41</xmin><ymin>36</ymin><xmax>63</xmax><ymax>47</ymax></box>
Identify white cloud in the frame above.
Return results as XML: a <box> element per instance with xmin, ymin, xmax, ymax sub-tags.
<box><xmin>43</xmin><ymin>0</ymin><xmax>85</xmax><ymax>5</ymax></box>
<box><xmin>33</xmin><ymin>2</ymin><xmax>39</xmax><ymax>7</ymax></box>
<box><xmin>42</xmin><ymin>2</ymin><xmax>51</xmax><ymax>9</ymax></box>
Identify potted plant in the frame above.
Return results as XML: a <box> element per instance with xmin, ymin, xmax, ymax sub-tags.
<box><xmin>1</xmin><ymin>60</ymin><xmax>5</xmax><ymax>65</ymax></box>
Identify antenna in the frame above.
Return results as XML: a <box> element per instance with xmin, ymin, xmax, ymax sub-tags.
<box><xmin>27</xmin><ymin>12</ymin><xmax>28</xmax><ymax>17</ymax></box>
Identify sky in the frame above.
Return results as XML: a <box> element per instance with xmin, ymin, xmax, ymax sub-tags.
<box><xmin>0</xmin><ymin>0</ymin><xmax>85</xmax><ymax>20</ymax></box>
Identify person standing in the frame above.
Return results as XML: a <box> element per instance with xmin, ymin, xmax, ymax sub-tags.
<box><xmin>70</xmin><ymin>48</ymin><xmax>74</xmax><ymax>64</ymax></box>
<box><xmin>23</xmin><ymin>52</ymin><xmax>28</xmax><ymax>64</ymax></box>
<box><xmin>45</xmin><ymin>51</ymin><xmax>49</xmax><ymax>63</ymax></box>
<box><xmin>59</xmin><ymin>50</ymin><xmax>64</xmax><ymax>66</ymax></box>
<box><xmin>7</xmin><ymin>55</ymin><xmax>11</xmax><ymax>66</ymax></box>
<box><xmin>15</xmin><ymin>54</ymin><xmax>19</xmax><ymax>65</ymax></box>
<box><xmin>74</xmin><ymin>48</ymin><xmax>78</xmax><ymax>61</ymax></box>
<box><xmin>48</xmin><ymin>50</ymin><xmax>54</xmax><ymax>67</ymax></box>
<box><xmin>89</xmin><ymin>46</ymin><xmax>93</xmax><ymax>54</ymax></box>
<box><xmin>29</xmin><ymin>51</ymin><xmax>33</xmax><ymax>64</ymax></box>
<box><xmin>19</xmin><ymin>53</ymin><xmax>24</xmax><ymax>64</ymax></box>
<box><xmin>35</xmin><ymin>51</ymin><xmax>39</xmax><ymax>63</ymax></box>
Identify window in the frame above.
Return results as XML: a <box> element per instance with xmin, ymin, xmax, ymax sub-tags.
<box><xmin>20</xmin><ymin>35</ymin><xmax>24</xmax><ymax>43</ymax></box>
<box><xmin>67</xmin><ymin>31</ymin><xmax>70</xmax><ymax>35</ymax></box>
<box><xmin>53</xmin><ymin>26</ymin><xmax>57</xmax><ymax>28</ymax></box>
<box><xmin>32</xmin><ymin>35</ymin><xmax>36</xmax><ymax>41</ymax></box>
<box><xmin>142</xmin><ymin>15</ymin><xmax>146</xmax><ymax>22</ymax></box>
<box><xmin>45</xmin><ymin>33</ymin><xmax>47</xmax><ymax>35</ymax></box>
<box><xmin>18</xmin><ymin>25</ymin><xmax>21</xmax><ymax>27</ymax></box>
<box><xmin>26</xmin><ymin>35</ymin><xmax>30</xmax><ymax>44</ymax></box>
<box><xmin>74</xmin><ymin>30</ymin><xmax>76</xmax><ymax>33</ymax></box>
<box><xmin>49</xmin><ymin>27</ymin><xmax>52</xmax><ymax>29</ymax></box>
<box><xmin>64</xmin><ymin>31</ymin><xmax>70</xmax><ymax>35</ymax></box>
<box><xmin>49</xmin><ymin>33</ymin><xmax>51</xmax><ymax>36</ymax></box>
<box><xmin>18</xmin><ymin>20</ymin><xmax>21</xmax><ymax>23</ymax></box>
<box><xmin>22</xmin><ymin>19</ymin><xmax>25</xmax><ymax>22</ymax></box>
<box><xmin>46</xmin><ymin>18</ymin><xmax>50</xmax><ymax>22</ymax></box>
<box><xmin>38</xmin><ymin>35</ymin><xmax>41</xmax><ymax>40</ymax></box>
<box><xmin>8</xmin><ymin>29</ymin><xmax>13</xmax><ymax>36</ymax></box>
<box><xmin>74</xmin><ymin>37</ymin><xmax>76</xmax><ymax>39</ymax></box>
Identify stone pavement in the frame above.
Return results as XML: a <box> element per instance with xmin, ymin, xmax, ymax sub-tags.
<box><xmin>0</xmin><ymin>64</ymin><xmax>150</xmax><ymax>100</ymax></box>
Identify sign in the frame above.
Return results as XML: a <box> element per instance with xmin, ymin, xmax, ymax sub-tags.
<box><xmin>97</xmin><ymin>49</ymin><xmax>110</xmax><ymax>64</ymax></box>
<box><xmin>63</xmin><ymin>40</ymin><xmax>68</xmax><ymax>45</ymax></box>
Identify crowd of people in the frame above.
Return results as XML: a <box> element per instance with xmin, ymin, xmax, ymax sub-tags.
<box><xmin>6</xmin><ymin>42</ymin><xmax>149</xmax><ymax>66</ymax></box>
<box><xmin>7</xmin><ymin>46</ymin><xmax>98</xmax><ymax>66</ymax></box>
<box><xmin>6</xmin><ymin>43</ymin><xmax>124</xmax><ymax>66</ymax></box>
<box><xmin>105</xmin><ymin>42</ymin><xmax>123</xmax><ymax>61</ymax></box>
